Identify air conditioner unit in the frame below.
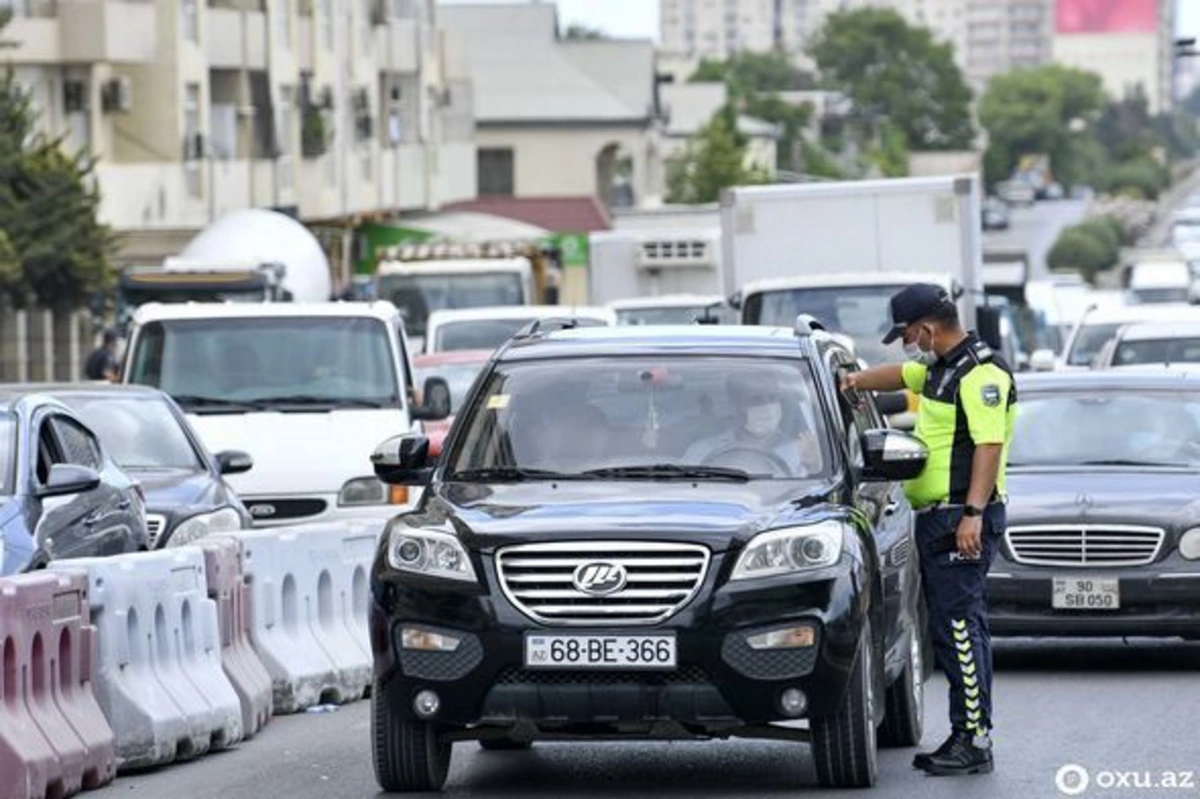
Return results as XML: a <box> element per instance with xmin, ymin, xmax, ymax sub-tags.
<box><xmin>636</xmin><ymin>236</ymin><xmax>718</xmax><ymax>270</ymax></box>
<box><xmin>100</xmin><ymin>77</ymin><xmax>133</xmax><ymax>113</ymax></box>
<box><xmin>63</xmin><ymin>80</ymin><xmax>87</xmax><ymax>113</ymax></box>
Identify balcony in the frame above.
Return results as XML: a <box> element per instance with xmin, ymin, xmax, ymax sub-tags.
<box><xmin>5</xmin><ymin>9</ymin><xmax>61</xmax><ymax>65</ymax></box>
<box><xmin>206</xmin><ymin>7</ymin><xmax>268</xmax><ymax>70</ymax></box>
<box><xmin>375</xmin><ymin>18</ymin><xmax>419</xmax><ymax>74</ymax></box>
<box><xmin>60</xmin><ymin>0</ymin><xmax>157</xmax><ymax>64</ymax></box>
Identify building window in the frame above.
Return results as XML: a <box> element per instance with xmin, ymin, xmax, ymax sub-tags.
<box><xmin>278</xmin><ymin>86</ymin><xmax>295</xmax><ymax>191</ymax></box>
<box><xmin>477</xmin><ymin>148</ymin><xmax>514</xmax><ymax>197</ymax></box>
<box><xmin>321</xmin><ymin>0</ymin><xmax>334</xmax><ymax>49</ymax></box>
<box><xmin>182</xmin><ymin>0</ymin><xmax>199</xmax><ymax>42</ymax></box>
<box><xmin>183</xmin><ymin>83</ymin><xmax>202</xmax><ymax>198</ymax></box>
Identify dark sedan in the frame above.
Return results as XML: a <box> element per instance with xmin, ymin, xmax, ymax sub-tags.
<box><xmin>0</xmin><ymin>388</ymin><xmax>148</xmax><ymax>575</ymax></box>
<box><xmin>988</xmin><ymin>371</ymin><xmax>1200</xmax><ymax>639</ymax></box>
<box><xmin>46</xmin><ymin>385</ymin><xmax>253</xmax><ymax>548</ymax></box>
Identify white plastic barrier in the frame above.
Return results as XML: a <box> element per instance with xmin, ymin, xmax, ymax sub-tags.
<box><xmin>49</xmin><ymin>549</ymin><xmax>243</xmax><ymax>771</ymax></box>
<box><xmin>237</xmin><ymin>519</ymin><xmax>380</xmax><ymax>714</ymax></box>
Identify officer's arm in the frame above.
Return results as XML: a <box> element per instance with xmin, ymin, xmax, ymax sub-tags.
<box><xmin>966</xmin><ymin>445</ymin><xmax>1003</xmax><ymax>508</ymax></box>
<box><xmin>962</xmin><ymin>368</ymin><xmax>1010</xmax><ymax>506</ymax></box>
<box><xmin>843</xmin><ymin>364</ymin><xmax>907</xmax><ymax>393</ymax></box>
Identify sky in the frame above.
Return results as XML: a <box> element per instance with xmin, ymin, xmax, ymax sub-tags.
<box><xmin>441</xmin><ymin>0</ymin><xmax>1198</xmax><ymax>43</ymax></box>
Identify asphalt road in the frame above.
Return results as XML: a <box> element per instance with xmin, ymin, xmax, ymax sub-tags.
<box><xmin>983</xmin><ymin>199</ymin><xmax>1091</xmax><ymax>280</ymax></box>
<box><xmin>88</xmin><ymin>638</ymin><xmax>1200</xmax><ymax>799</ymax></box>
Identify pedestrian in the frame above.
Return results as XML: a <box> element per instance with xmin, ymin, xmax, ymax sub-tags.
<box><xmin>841</xmin><ymin>283</ymin><xmax>1016</xmax><ymax>777</ymax></box>
<box><xmin>84</xmin><ymin>328</ymin><xmax>121</xmax><ymax>382</ymax></box>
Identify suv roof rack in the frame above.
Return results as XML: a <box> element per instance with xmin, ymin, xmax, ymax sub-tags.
<box><xmin>511</xmin><ymin>316</ymin><xmax>599</xmax><ymax>340</ymax></box>
<box><xmin>793</xmin><ymin>314</ymin><xmax>827</xmax><ymax>338</ymax></box>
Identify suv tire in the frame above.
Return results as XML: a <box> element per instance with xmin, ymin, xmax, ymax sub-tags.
<box><xmin>877</xmin><ymin>625</ymin><xmax>924</xmax><ymax>748</ymax></box>
<box><xmin>372</xmin><ymin>680</ymin><xmax>451</xmax><ymax>793</ymax></box>
<box><xmin>811</xmin><ymin>621</ymin><xmax>879</xmax><ymax>788</ymax></box>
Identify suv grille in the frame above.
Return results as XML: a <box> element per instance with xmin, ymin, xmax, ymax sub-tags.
<box><xmin>145</xmin><ymin>514</ymin><xmax>166</xmax><ymax>548</ymax></box>
<box><xmin>244</xmin><ymin>498</ymin><xmax>327</xmax><ymax>522</ymax></box>
<box><xmin>496</xmin><ymin>541</ymin><xmax>710</xmax><ymax>626</ymax></box>
<box><xmin>1006</xmin><ymin>525</ymin><xmax>1164</xmax><ymax>567</ymax></box>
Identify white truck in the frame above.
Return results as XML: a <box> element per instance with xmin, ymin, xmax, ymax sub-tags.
<box><xmin>722</xmin><ymin>175</ymin><xmax>993</xmax><ymax>366</ymax></box>
<box><xmin>587</xmin><ymin>228</ymin><xmax>723</xmax><ymax>307</ymax></box>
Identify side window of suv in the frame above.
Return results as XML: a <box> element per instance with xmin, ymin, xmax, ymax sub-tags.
<box><xmin>35</xmin><ymin>418</ymin><xmax>64</xmax><ymax>485</ymax></box>
<box><xmin>834</xmin><ymin>358</ymin><xmax>882</xmax><ymax>469</ymax></box>
<box><xmin>50</xmin><ymin>416</ymin><xmax>103</xmax><ymax>471</ymax></box>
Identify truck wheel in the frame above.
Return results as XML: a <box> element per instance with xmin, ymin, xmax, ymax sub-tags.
<box><xmin>811</xmin><ymin>622</ymin><xmax>879</xmax><ymax>788</ymax></box>
<box><xmin>372</xmin><ymin>681</ymin><xmax>451</xmax><ymax>793</ymax></box>
<box><xmin>877</xmin><ymin>626</ymin><xmax>924</xmax><ymax>748</ymax></box>
<box><xmin>479</xmin><ymin>739</ymin><xmax>533</xmax><ymax>751</ymax></box>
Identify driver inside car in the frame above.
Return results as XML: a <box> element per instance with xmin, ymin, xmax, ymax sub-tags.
<box><xmin>682</xmin><ymin>375</ymin><xmax>821</xmax><ymax>476</ymax></box>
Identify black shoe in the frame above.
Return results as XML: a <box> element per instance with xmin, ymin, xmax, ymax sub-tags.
<box><xmin>911</xmin><ymin>731</ymin><xmax>959</xmax><ymax>770</ymax></box>
<box><xmin>916</xmin><ymin>729</ymin><xmax>994</xmax><ymax>776</ymax></box>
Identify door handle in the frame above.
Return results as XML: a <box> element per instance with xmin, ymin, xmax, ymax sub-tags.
<box><xmin>83</xmin><ymin>510</ymin><xmax>104</xmax><ymax>527</ymax></box>
<box><xmin>116</xmin><ymin>498</ymin><xmax>131</xmax><ymax>510</ymax></box>
<box><xmin>883</xmin><ymin>500</ymin><xmax>901</xmax><ymax>517</ymax></box>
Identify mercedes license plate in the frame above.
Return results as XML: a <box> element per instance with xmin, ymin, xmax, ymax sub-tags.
<box><xmin>524</xmin><ymin>634</ymin><xmax>677</xmax><ymax>669</ymax></box>
<box><xmin>1052</xmin><ymin>576</ymin><xmax>1120</xmax><ymax>610</ymax></box>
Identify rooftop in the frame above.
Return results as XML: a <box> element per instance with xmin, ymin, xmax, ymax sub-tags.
<box><xmin>443</xmin><ymin>196</ymin><xmax>612</xmax><ymax>233</ymax></box>
<box><xmin>131</xmin><ymin>301</ymin><xmax>401</xmax><ymax>323</ymax></box>
<box><xmin>498</xmin><ymin>323</ymin><xmax>811</xmax><ymax>361</ymax></box>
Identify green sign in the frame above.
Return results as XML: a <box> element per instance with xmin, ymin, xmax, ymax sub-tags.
<box><xmin>355</xmin><ymin>223</ymin><xmax>436</xmax><ymax>275</ymax></box>
<box><xmin>544</xmin><ymin>232</ymin><xmax>589</xmax><ymax>268</ymax></box>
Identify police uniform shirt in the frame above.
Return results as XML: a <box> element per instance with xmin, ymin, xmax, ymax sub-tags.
<box><xmin>900</xmin><ymin>333</ymin><xmax>1017</xmax><ymax>509</ymax></box>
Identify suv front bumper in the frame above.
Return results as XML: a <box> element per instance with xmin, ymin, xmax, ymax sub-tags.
<box><xmin>370</xmin><ymin>552</ymin><xmax>871</xmax><ymax>731</ymax></box>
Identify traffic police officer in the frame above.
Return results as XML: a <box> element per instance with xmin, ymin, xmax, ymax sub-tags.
<box><xmin>842</xmin><ymin>283</ymin><xmax>1016</xmax><ymax>777</ymax></box>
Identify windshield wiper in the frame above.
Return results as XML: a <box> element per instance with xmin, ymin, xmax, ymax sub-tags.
<box><xmin>1076</xmin><ymin>459</ymin><xmax>1189</xmax><ymax>468</ymax></box>
<box><xmin>172</xmin><ymin>395</ymin><xmax>266</xmax><ymax>413</ymax></box>
<box><xmin>450</xmin><ymin>466</ymin><xmax>595</xmax><ymax>482</ymax></box>
<box><xmin>258</xmin><ymin>395</ymin><xmax>393</xmax><ymax>409</ymax></box>
<box><xmin>582</xmin><ymin>463</ymin><xmax>754</xmax><ymax>482</ymax></box>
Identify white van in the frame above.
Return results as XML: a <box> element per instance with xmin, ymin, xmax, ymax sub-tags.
<box><xmin>422</xmin><ymin>305</ymin><xmax>616</xmax><ymax>354</ymax></box>
<box><xmin>1057</xmin><ymin>303</ymin><xmax>1200</xmax><ymax>371</ymax></box>
<box><xmin>123</xmin><ymin>302</ymin><xmax>439</xmax><ymax>526</ymax></box>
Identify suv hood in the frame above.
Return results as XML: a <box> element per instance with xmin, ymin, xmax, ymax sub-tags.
<box><xmin>1008</xmin><ymin>468</ymin><xmax>1200</xmax><ymax>533</ymax></box>
<box><xmin>425</xmin><ymin>480</ymin><xmax>841</xmax><ymax>551</ymax></box>
<box><xmin>187</xmin><ymin>409</ymin><xmax>413</xmax><ymax>496</ymax></box>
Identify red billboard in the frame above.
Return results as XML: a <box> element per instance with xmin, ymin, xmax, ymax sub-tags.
<box><xmin>1056</xmin><ymin>0</ymin><xmax>1158</xmax><ymax>34</ymax></box>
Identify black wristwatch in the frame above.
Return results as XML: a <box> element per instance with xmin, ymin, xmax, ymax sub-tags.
<box><xmin>963</xmin><ymin>504</ymin><xmax>984</xmax><ymax>518</ymax></box>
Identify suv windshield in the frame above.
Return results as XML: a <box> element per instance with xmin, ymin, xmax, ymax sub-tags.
<box><xmin>448</xmin><ymin>356</ymin><xmax>829</xmax><ymax>480</ymax></box>
<box><xmin>61</xmin><ymin>396</ymin><xmax>204</xmax><ymax>471</ymax></box>
<box><xmin>745</xmin><ymin>286</ymin><xmax>906</xmax><ymax>366</ymax></box>
<box><xmin>0</xmin><ymin>412</ymin><xmax>14</xmax><ymax>495</ymax></box>
<box><xmin>127</xmin><ymin>317</ymin><xmax>400</xmax><ymax>410</ymax></box>
<box><xmin>377</xmin><ymin>272</ymin><xmax>525</xmax><ymax>339</ymax></box>
<box><xmin>436</xmin><ymin>319</ymin><xmax>536</xmax><ymax>352</ymax></box>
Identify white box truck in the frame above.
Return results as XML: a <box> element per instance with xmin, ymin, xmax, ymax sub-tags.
<box><xmin>722</xmin><ymin>175</ymin><xmax>992</xmax><ymax>366</ymax></box>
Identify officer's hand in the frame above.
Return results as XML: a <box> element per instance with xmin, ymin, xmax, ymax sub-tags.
<box><xmin>956</xmin><ymin>515</ymin><xmax>983</xmax><ymax>558</ymax></box>
<box><xmin>840</xmin><ymin>372</ymin><xmax>859</xmax><ymax>393</ymax></box>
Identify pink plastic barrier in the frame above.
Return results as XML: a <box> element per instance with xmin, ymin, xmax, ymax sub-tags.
<box><xmin>199</xmin><ymin>537</ymin><xmax>273</xmax><ymax>738</ymax></box>
<box><xmin>0</xmin><ymin>571</ymin><xmax>116</xmax><ymax>799</ymax></box>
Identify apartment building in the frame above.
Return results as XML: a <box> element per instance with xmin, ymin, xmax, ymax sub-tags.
<box><xmin>2</xmin><ymin>0</ymin><xmax>476</xmax><ymax>260</ymax></box>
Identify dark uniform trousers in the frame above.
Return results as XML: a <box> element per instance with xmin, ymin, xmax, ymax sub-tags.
<box><xmin>915</xmin><ymin>502</ymin><xmax>1005</xmax><ymax>737</ymax></box>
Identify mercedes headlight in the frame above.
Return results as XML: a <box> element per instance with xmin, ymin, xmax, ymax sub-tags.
<box><xmin>731</xmin><ymin>521</ymin><xmax>846</xmax><ymax>580</ymax></box>
<box><xmin>387</xmin><ymin>526</ymin><xmax>476</xmax><ymax>583</ymax></box>
<box><xmin>339</xmin><ymin>477</ymin><xmax>408</xmax><ymax>506</ymax></box>
<box><xmin>1181</xmin><ymin>528</ymin><xmax>1200</xmax><ymax>561</ymax></box>
<box><xmin>165</xmin><ymin>506</ymin><xmax>243</xmax><ymax>548</ymax></box>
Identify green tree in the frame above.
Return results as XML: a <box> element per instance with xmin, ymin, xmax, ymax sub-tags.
<box><xmin>0</xmin><ymin>69</ymin><xmax>112</xmax><ymax>310</ymax></box>
<box><xmin>977</xmin><ymin>64</ymin><xmax>1106</xmax><ymax>186</ymax></box>
<box><xmin>667</xmin><ymin>107</ymin><xmax>769</xmax><ymax>204</ymax></box>
<box><xmin>564</xmin><ymin>23</ymin><xmax>607</xmax><ymax>40</ymax></box>
<box><xmin>1047</xmin><ymin>219</ymin><xmax>1122</xmax><ymax>283</ymax></box>
<box><xmin>809</xmin><ymin>8</ymin><xmax>974</xmax><ymax>151</ymax></box>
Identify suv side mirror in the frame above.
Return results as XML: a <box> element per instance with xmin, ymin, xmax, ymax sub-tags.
<box><xmin>861</xmin><ymin>429</ymin><xmax>928</xmax><ymax>482</ymax></box>
<box><xmin>215</xmin><ymin>450</ymin><xmax>254</xmax><ymax>475</ymax></box>
<box><xmin>411</xmin><ymin>377</ymin><xmax>452</xmax><ymax>422</ymax></box>
<box><xmin>372</xmin><ymin>434</ymin><xmax>434</xmax><ymax>485</ymax></box>
<box><xmin>37</xmin><ymin>464</ymin><xmax>102</xmax><ymax>498</ymax></box>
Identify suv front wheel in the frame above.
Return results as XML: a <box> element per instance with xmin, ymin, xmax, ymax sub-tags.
<box><xmin>372</xmin><ymin>680</ymin><xmax>452</xmax><ymax>793</ymax></box>
<box><xmin>811</xmin><ymin>621</ymin><xmax>879</xmax><ymax>788</ymax></box>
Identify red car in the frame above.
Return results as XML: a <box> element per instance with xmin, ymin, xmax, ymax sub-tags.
<box><xmin>412</xmin><ymin>350</ymin><xmax>492</xmax><ymax>456</ymax></box>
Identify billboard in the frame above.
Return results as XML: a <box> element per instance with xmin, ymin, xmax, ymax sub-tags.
<box><xmin>1056</xmin><ymin>0</ymin><xmax>1158</xmax><ymax>34</ymax></box>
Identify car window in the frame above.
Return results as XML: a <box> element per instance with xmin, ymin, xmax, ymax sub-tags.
<box><xmin>50</xmin><ymin>417</ymin><xmax>102</xmax><ymax>470</ymax></box>
<box><xmin>61</xmin><ymin>396</ymin><xmax>204</xmax><ymax>471</ymax></box>
<box><xmin>1114</xmin><ymin>337</ymin><xmax>1200</xmax><ymax>366</ymax></box>
<box><xmin>448</xmin><ymin>355</ymin><xmax>830</xmax><ymax>480</ymax></box>
<box><xmin>413</xmin><ymin>362</ymin><xmax>486</xmax><ymax>413</ymax></box>
<box><xmin>35</xmin><ymin>418</ymin><xmax>65</xmax><ymax>484</ymax></box>
<box><xmin>1068</xmin><ymin>322</ymin><xmax>1122</xmax><ymax>366</ymax></box>
<box><xmin>436</xmin><ymin>319</ymin><xmax>535</xmax><ymax>352</ymax></box>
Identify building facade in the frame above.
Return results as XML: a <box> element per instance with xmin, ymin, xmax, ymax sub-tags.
<box><xmin>3</xmin><ymin>0</ymin><xmax>476</xmax><ymax>260</ymax></box>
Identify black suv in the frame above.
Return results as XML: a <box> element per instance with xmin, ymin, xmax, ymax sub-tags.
<box><xmin>368</xmin><ymin>319</ymin><xmax>930</xmax><ymax>791</ymax></box>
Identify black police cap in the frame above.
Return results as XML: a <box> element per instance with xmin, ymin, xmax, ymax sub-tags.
<box><xmin>881</xmin><ymin>283</ymin><xmax>954</xmax><ymax>344</ymax></box>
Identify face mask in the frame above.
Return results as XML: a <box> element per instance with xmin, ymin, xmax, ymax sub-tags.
<box><xmin>904</xmin><ymin>325</ymin><xmax>938</xmax><ymax>366</ymax></box>
<box><xmin>745</xmin><ymin>401</ymin><xmax>783</xmax><ymax>437</ymax></box>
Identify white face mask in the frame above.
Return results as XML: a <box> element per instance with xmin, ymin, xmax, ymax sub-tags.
<box><xmin>745</xmin><ymin>402</ymin><xmax>783</xmax><ymax>437</ymax></box>
<box><xmin>904</xmin><ymin>326</ymin><xmax>938</xmax><ymax>366</ymax></box>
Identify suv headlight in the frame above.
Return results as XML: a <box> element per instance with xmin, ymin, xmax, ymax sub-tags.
<box><xmin>1181</xmin><ymin>528</ymin><xmax>1200</xmax><ymax>560</ymax></box>
<box><xmin>165</xmin><ymin>506</ymin><xmax>243</xmax><ymax>548</ymax></box>
<box><xmin>732</xmin><ymin>521</ymin><xmax>845</xmax><ymax>580</ymax></box>
<box><xmin>339</xmin><ymin>477</ymin><xmax>408</xmax><ymax>506</ymax></box>
<box><xmin>387</xmin><ymin>526</ymin><xmax>476</xmax><ymax>583</ymax></box>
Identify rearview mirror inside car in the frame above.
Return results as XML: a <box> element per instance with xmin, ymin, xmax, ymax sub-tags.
<box><xmin>372</xmin><ymin>434</ymin><xmax>434</xmax><ymax>485</ymax></box>
<box><xmin>37</xmin><ymin>464</ymin><xmax>102</xmax><ymax>498</ymax></box>
<box><xmin>215</xmin><ymin>450</ymin><xmax>254</xmax><ymax>475</ymax></box>
<box><xmin>411</xmin><ymin>377</ymin><xmax>452</xmax><ymax>422</ymax></box>
<box><xmin>860</xmin><ymin>429</ymin><xmax>928</xmax><ymax>482</ymax></box>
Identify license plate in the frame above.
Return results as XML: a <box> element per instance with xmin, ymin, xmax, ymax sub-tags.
<box><xmin>1052</xmin><ymin>576</ymin><xmax>1120</xmax><ymax>610</ymax></box>
<box><xmin>524</xmin><ymin>634</ymin><xmax>677</xmax><ymax>670</ymax></box>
